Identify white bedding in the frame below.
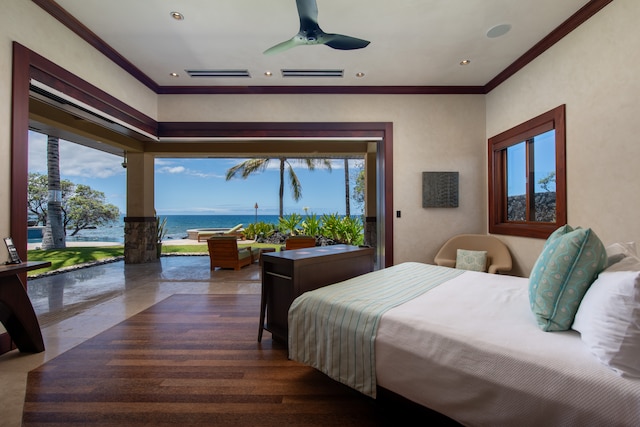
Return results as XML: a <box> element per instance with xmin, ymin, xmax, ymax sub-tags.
<box><xmin>375</xmin><ymin>267</ymin><xmax>640</xmax><ymax>426</ymax></box>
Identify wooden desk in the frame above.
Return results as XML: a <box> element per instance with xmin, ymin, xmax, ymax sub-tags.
<box><xmin>259</xmin><ymin>245</ymin><xmax>374</xmax><ymax>343</ymax></box>
<box><xmin>0</xmin><ymin>261</ymin><xmax>51</xmax><ymax>353</ymax></box>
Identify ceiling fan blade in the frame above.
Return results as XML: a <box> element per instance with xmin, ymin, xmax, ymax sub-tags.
<box><xmin>324</xmin><ymin>34</ymin><xmax>370</xmax><ymax>50</ymax></box>
<box><xmin>263</xmin><ymin>37</ymin><xmax>302</xmax><ymax>55</ymax></box>
<box><xmin>265</xmin><ymin>0</ymin><xmax>369</xmax><ymax>54</ymax></box>
<box><xmin>296</xmin><ymin>0</ymin><xmax>319</xmax><ymax>25</ymax></box>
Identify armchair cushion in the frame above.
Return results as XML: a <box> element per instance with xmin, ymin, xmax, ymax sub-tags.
<box><xmin>434</xmin><ymin>234</ymin><xmax>512</xmax><ymax>274</ymax></box>
<box><xmin>455</xmin><ymin>249</ymin><xmax>488</xmax><ymax>272</ymax></box>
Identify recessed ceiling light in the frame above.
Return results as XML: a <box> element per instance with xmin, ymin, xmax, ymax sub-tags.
<box><xmin>264</xmin><ymin>71</ymin><xmax>273</xmax><ymax>77</ymax></box>
<box><xmin>486</xmin><ymin>24</ymin><xmax>511</xmax><ymax>38</ymax></box>
<box><xmin>460</xmin><ymin>59</ymin><xmax>471</xmax><ymax>66</ymax></box>
<box><xmin>170</xmin><ymin>11</ymin><xmax>184</xmax><ymax>20</ymax></box>
<box><xmin>356</xmin><ymin>72</ymin><xmax>365</xmax><ymax>78</ymax></box>
<box><xmin>170</xmin><ymin>72</ymin><xmax>179</xmax><ymax>77</ymax></box>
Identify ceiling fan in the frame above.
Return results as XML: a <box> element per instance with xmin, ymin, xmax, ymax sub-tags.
<box><xmin>264</xmin><ymin>0</ymin><xmax>370</xmax><ymax>55</ymax></box>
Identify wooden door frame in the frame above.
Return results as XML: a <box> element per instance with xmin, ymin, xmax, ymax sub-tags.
<box><xmin>10</xmin><ymin>42</ymin><xmax>394</xmax><ymax>266</ymax></box>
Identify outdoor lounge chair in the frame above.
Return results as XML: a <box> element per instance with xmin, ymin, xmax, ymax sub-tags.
<box><xmin>434</xmin><ymin>233</ymin><xmax>512</xmax><ymax>274</ymax></box>
<box><xmin>207</xmin><ymin>236</ymin><xmax>259</xmax><ymax>270</ymax></box>
<box><xmin>197</xmin><ymin>224</ymin><xmax>245</xmax><ymax>242</ymax></box>
<box><xmin>281</xmin><ymin>235</ymin><xmax>317</xmax><ymax>251</ymax></box>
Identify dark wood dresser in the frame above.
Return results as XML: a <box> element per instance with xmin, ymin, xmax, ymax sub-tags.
<box><xmin>259</xmin><ymin>244</ymin><xmax>375</xmax><ymax>343</ymax></box>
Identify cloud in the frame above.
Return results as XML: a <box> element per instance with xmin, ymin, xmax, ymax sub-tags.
<box><xmin>160</xmin><ymin>166</ymin><xmax>186</xmax><ymax>174</ymax></box>
<box><xmin>28</xmin><ymin>132</ymin><xmax>124</xmax><ymax>179</ymax></box>
<box><xmin>155</xmin><ymin>159</ymin><xmax>224</xmax><ymax>179</ymax></box>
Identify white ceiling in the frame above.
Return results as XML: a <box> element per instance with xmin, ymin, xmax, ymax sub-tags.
<box><xmin>50</xmin><ymin>0</ymin><xmax>593</xmax><ymax>88</ymax></box>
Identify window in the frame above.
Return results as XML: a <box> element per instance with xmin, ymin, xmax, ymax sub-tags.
<box><xmin>488</xmin><ymin>105</ymin><xmax>566</xmax><ymax>239</ymax></box>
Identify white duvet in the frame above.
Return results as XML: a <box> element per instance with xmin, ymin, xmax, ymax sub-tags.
<box><xmin>375</xmin><ymin>268</ymin><xmax>640</xmax><ymax>426</ymax></box>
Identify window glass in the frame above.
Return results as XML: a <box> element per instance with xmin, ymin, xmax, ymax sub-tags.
<box><xmin>488</xmin><ymin>105</ymin><xmax>566</xmax><ymax>239</ymax></box>
<box><xmin>533</xmin><ymin>130</ymin><xmax>556</xmax><ymax>223</ymax></box>
<box><xmin>506</xmin><ymin>142</ymin><xmax>526</xmax><ymax>221</ymax></box>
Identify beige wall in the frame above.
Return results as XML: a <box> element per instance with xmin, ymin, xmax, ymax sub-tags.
<box><xmin>486</xmin><ymin>0</ymin><xmax>640</xmax><ymax>276</ymax></box>
<box><xmin>159</xmin><ymin>94</ymin><xmax>487</xmax><ymax>264</ymax></box>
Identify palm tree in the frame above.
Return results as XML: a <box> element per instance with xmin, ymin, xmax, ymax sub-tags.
<box><xmin>226</xmin><ymin>157</ymin><xmax>332</xmax><ymax>218</ymax></box>
<box><xmin>344</xmin><ymin>159</ymin><xmax>350</xmax><ymax>217</ymax></box>
<box><xmin>41</xmin><ymin>135</ymin><xmax>66</xmax><ymax>249</ymax></box>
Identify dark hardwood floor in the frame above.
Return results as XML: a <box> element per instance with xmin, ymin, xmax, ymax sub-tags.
<box><xmin>23</xmin><ymin>293</ymin><xmax>461</xmax><ymax>426</ymax></box>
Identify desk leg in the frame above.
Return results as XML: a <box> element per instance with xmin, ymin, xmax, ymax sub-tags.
<box><xmin>258</xmin><ymin>281</ymin><xmax>268</xmax><ymax>342</ymax></box>
<box><xmin>0</xmin><ymin>274</ymin><xmax>45</xmax><ymax>353</ymax></box>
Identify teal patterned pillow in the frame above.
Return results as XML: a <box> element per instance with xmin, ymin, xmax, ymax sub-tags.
<box><xmin>529</xmin><ymin>227</ymin><xmax>607</xmax><ymax>331</ymax></box>
<box><xmin>456</xmin><ymin>249</ymin><xmax>488</xmax><ymax>272</ymax></box>
<box><xmin>544</xmin><ymin>224</ymin><xmax>573</xmax><ymax>247</ymax></box>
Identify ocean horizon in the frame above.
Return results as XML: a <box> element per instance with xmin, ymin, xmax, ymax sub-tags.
<box><xmin>28</xmin><ymin>214</ymin><xmax>284</xmax><ymax>244</ymax></box>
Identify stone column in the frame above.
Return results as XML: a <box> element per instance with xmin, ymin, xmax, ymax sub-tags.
<box><xmin>124</xmin><ymin>152</ymin><xmax>158</xmax><ymax>263</ymax></box>
<box><xmin>124</xmin><ymin>217</ymin><xmax>157</xmax><ymax>263</ymax></box>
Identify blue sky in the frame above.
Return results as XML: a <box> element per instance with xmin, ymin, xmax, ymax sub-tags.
<box><xmin>28</xmin><ymin>131</ymin><xmax>362</xmax><ymax>216</ymax></box>
<box><xmin>506</xmin><ymin>130</ymin><xmax>556</xmax><ymax>196</ymax></box>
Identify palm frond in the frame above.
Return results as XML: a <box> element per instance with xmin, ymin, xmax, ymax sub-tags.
<box><xmin>288</xmin><ymin>166</ymin><xmax>302</xmax><ymax>201</ymax></box>
<box><xmin>225</xmin><ymin>159</ymin><xmax>270</xmax><ymax>180</ymax></box>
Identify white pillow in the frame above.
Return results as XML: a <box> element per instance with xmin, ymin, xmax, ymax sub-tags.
<box><xmin>572</xmin><ymin>255</ymin><xmax>640</xmax><ymax>377</ymax></box>
<box><xmin>604</xmin><ymin>242</ymin><xmax>637</xmax><ymax>268</ymax></box>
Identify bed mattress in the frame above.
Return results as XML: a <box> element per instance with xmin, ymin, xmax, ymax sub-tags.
<box><xmin>288</xmin><ymin>262</ymin><xmax>640</xmax><ymax>426</ymax></box>
<box><xmin>375</xmin><ymin>267</ymin><xmax>640</xmax><ymax>426</ymax></box>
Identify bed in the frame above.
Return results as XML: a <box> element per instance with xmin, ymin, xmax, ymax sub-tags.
<box><xmin>288</xmin><ymin>260</ymin><xmax>640</xmax><ymax>426</ymax></box>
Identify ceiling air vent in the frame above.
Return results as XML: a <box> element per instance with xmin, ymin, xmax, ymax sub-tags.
<box><xmin>185</xmin><ymin>69</ymin><xmax>251</xmax><ymax>78</ymax></box>
<box><xmin>281</xmin><ymin>69</ymin><xmax>344</xmax><ymax>78</ymax></box>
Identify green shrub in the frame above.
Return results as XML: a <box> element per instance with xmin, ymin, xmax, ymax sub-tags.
<box><xmin>244</xmin><ymin>221</ymin><xmax>275</xmax><ymax>239</ymax></box>
<box><xmin>301</xmin><ymin>213</ymin><xmax>322</xmax><ymax>236</ymax></box>
<box><xmin>320</xmin><ymin>213</ymin><xmax>364</xmax><ymax>245</ymax></box>
<box><xmin>320</xmin><ymin>213</ymin><xmax>342</xmax><ymax>240</ymax></box>
<box><xmin>278</xmin><ymin>213</ymin><xmax>303</xmax><ymax>235</ymax></box>
<box><xmin>337</xmin><ymin>216</ymin><xmax>364</xmax><ymax>246</ymax></box>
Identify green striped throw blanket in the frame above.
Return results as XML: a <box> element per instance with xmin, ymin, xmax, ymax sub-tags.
<box><xmin>288</xmin><ymin>262</ymin><xmax>464</xmax><ymax>397</ymax></box>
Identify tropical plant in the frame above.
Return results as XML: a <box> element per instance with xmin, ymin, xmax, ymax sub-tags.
<box><xmin>337</xmin><ymin>216</ymin><xmax>364</xmax><ymax>245</ymax></box>
<box><xmin>320</xmin><ymin>213</ymin><xmax>364</xmax><ymax>245</ymax></box>
<box><xmin>156</xmin><ymin>216</ymin><xmax>168</xmax><ymax>243</ymax></box>
<box><xmin>244</xmin><ymin>221</ymin><xmax>275</xmax><ymax>240</ymax></box>
<box><xmin>278</xmin><ymin>213</ymin><xmax>303</xmax><ymax>236</ymax></box>
<box><xmin>225</xmin><ymin>157</ymin><xmax>332</xmax><ymax>218</ymax></box>
<box><xmin>301</xmin><ymin>213</ymin><xmax>322</xmax><ymax>236</ymax></box>
<box><xmin>320</xmin><ymin>213</ymin><xmax>343</xmax><ymax>241</ymax></box>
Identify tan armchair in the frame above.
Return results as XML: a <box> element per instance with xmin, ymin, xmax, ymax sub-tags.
<box><xmin>207</xmin><ymin>236</ymin><xmax>259</xmax><ymax>270</ymax></box>
<box><xmin>434</xmin><ymin>234</ymin><xmax>512</xmax><ymax>274</ymax></box>
<box><xmin>281</xmin><ymin>235</ymin><xmax>316</xmax><ymax>251</ymax></box>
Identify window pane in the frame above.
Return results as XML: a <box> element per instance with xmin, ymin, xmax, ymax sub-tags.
<box><xmin>488</xmin><ymin>104</ymin><xmax>566</xmax><ymax>238</ymax></box>
<box><xmin>532</xmin><ymin>130</ymin><xmax>556</xmax><ymax>222</ymax></box>
<box><xmin>506</xmin><ymin>142</ymin><xmax>526</xmax><ymax>221</ymax></box>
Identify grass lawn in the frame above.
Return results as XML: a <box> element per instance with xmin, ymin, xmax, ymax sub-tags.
<box><xmin>26</xmin><ymin>242</ymin><xmax>281</xmax><ymax>276</ymax></box>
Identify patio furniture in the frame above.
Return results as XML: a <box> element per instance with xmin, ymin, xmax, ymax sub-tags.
<box><xmin>207</xmin><ymin>236</ymin><xmax>259</xmax><ymax>270</ymax></box>
<box><xmin>197</xmin><ymin>224</ymin><xmax>245</xmax><ymax>242</ymax></box>
<box><xmin>281</xmin><ymin>235</ymin><xmax>317</xmax><ymax>251</ymax></box>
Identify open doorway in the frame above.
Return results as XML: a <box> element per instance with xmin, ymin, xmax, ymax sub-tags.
<box><xmin>12</xmin><ymin>43</ymin><xmax>393</xmax><ymax>270</ymax></box>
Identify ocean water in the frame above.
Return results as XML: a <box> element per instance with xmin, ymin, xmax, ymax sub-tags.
<box><xmin>28</xmin><ymin>215</ymin><xmax>282</xmax><ymax>243</ymax></box>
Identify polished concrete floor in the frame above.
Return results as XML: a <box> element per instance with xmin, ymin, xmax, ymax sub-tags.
<box><xmin>0</xmin><ymin>255</ymin><xmax>262</xmax><ymax>427</ymax></box>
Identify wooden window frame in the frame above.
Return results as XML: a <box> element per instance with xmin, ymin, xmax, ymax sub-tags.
<box><xmin>488</xmin><ymin>105</ymin><xmax>567</xmax><ymax>239</ymax></box>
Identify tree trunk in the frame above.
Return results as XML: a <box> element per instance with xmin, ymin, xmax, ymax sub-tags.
<box><xmin>279</xmin><ymin>158</ymin><xmax>285</xmax><ymax>218</ymax></box>
<box><xmin>344</xmin><ymin>159</ymin><xmax>350</xmax><ymax>217</ymax></box>
<box><xmin>41</xmin><ymin>135</ymin><xmax>66</xmax><ymax>249</ymax></box>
